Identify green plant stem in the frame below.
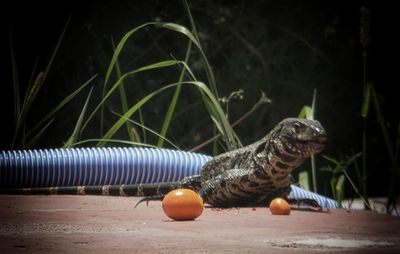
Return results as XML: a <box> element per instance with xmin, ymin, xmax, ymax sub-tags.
<box><xmin>362</xmin><ymin>120</ymin><xmax>368</xmax><ymax>200</ymax></box>
<box><xmin>310</xmin><ymin>89</ymin><xmax>317</xmax><ymax>193</ymax></box>
<box><xmin>370</xmin><ymin>84</ymin><xmax>394</xmax><ymax>162</ymax></box>
<box><xmin>157</xmin><ymin>42</ymin><xmax>192</xmax><ymax>148</ymax></box>
<box><xmin>111</xmin><ymin>38</ymin><xmax>136</xmax><ymax>144</ymax></box>
<box><xmin>11</xmin><ymin>16</ymin><xmax>70</xmax><ymax>149</ymax></box>
<box><xmin>311</xmin><ymin>155</ymin><xmax>317</xmax><ymax>193</ymax></box>
<box><xmin>361</xmin><ymin>52</ymin><xmax>368</xmax><ymax>201</ymax></box>
<box><xmin>190</xmin><ymin>92</ymin><xmax>270</xmax><ymax>152</ymax></box>
<box><xmin>342</xmin><ymin>168</ymin><xmax>371</xmax><ymax>210</ymax></box>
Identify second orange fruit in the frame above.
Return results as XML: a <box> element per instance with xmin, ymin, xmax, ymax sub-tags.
<box><xmin>269</xmin><ymin>197</ymin><xmax>291</xmax><ymax>215</ymax></box>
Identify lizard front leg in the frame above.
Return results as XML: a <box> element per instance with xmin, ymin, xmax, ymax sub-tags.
<box><xmin>179</xmin><ymin>174</ymin><xmax>202</xmax><ymax>192</ymax></box>
<box><xmin>134</xmin><ymin>175</ymin><xmax>202</xmax><ymax>207</ymax></box>
<box><xmin>199</xmin><ymin>168</ymin><xmax>294</xmax><ymax>207</ymax></box>
<box><xmin>198</xmin><ymin>169</ymin><xmax>261</xmax><ymax>207</ymax></box>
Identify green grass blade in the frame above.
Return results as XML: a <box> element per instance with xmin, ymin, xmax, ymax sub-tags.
<box><xmin>63</xmin><ymin>86</ymin><xmax>94</xmax><ymax>148</ymax></box>
<box><xmin>12</xmin><ymin>72</ymin><xmax>45</xmax><ymax>148</ymax></box>
<box><xmin>25</xmin><ymin>118</ymin><xmax>54</xmax><ymax>149</ymax></box>
<box><xmin>156</xmin><ymin>78</ymin><xmax>183</xmax><ymax>148</ymax></box>
<box><xmin>100</xmin><ymin>19</ymin><xmax>223</xmax><ymax>146</ymax></box>
<box><xmin>23</xmin><ymin>59</ymin><xmax>39</xmax><ymax>109</ymax></box>
<box><xmin>103</xmin><ymin>22</ymin><xmax>157</xmax><ymax>86</ymax></box>
<box><xmin>138</xmin><ymin>104</ymin><xmax>147</xmax><ymax>144</ymax></box>
<box><xmin>111</xmin><ymin>38</ymin><xmax>136</xmax><ymax>143</ymax></box>
<box><xmin>330</xmin><ymin>177</ymin><xmax>338</xmax><ymax>200</ymax></box>
<box><xmin>12</xmin><ymin>17</ymin><xmax>70</xmax><ymax>149</ymax></box>
<box><xmin>69</xmin><ymin>139</ymin><xmax>156</xmax><ymax>148</ymax></box>
<box><xmin>298</xmin><ymin>89</ymin><xmax>318</xmax><ymax>191</ymax></box>
<box><xmin>193</xmin><ymin>83</ymin><xmax>240</xmax><ymax>150</ymax></box>
<box><xmin>104</xmin><ymin>21</ymin><xmax>217</xmax><ymax>98</ymax></box>
<box><xmin>298</xmin><ymin>89</ymin><xmax>316</xmax><ymax>120</ymax></box>
<box><xmin>9</xmin><ymin>27</ymin><xmax>20</xmax><ymax>125</ymax></box>
<box><xmin>310</xmin><ymin>155</ymin><xmax>317</xmax><ymax>192</ymax></box>
<box><xmin>97</xmin><ymin>82</ymin><xmax>179</xmax><ymax>146</ymax></box>
<box><xmin>190</xmin><ymin>92</ymin><xmax>270</xmax><ymax>152</ymax></box>
<box><xmin>25</xmin><ymin>74</ymin><xmax>97</xmax><ymax>140</ymax></box>
<box><xmin>335</xmin><ymin>174</ymin><xmax>345</xmax><ymax>207</ymax></box>
<box><xmin>112</xmin><ymin>111</ymin><xmax>180</xmax><ymax>150</ymax></box>
<box><xmin>342</xmin><ymin>167</ymin><xmax>371</xmax><ymax>210</ymax></box>
<box><xmin>182</xmin><ymin>0</ymin><xmax>217</xmax><ymax>96</ymax></box>
<box><xmin>322</xmin><ymin>155</ymin><xmax>340</xmax><ymax>166</ymax></box>
<box><xmin>43</xmin><ymin>16</ymin><xmax>70</xmax><ymax>81</ymax></box>
<box><xmin>100</xmin><ymin>22</ymin><xmax>156</xmax><ymax>136</ymax></box>
<box><xmin>310</xmin><ymin>90</ymin><xmax>317</xmax><ymax>191</ymax></box>
<box><xmin>361</xmin><ymin>83</ymin><xmax>371</xmax><ymax>118</ymax></box>
<box><xmin>23</xmin><ymin>16</ymin><xmax>70</xmax><ymax>114</ymax></box>
<box><xmin>158</xmin><ymin>22</ymin><xmax>218</xmax><ymax>97</ymax></box>
<box><xmin>298</xmin><ymin>171</ymin><xmax>310</xmax><ymax>190</ymax></box>
<box><xmin>99</xmin><ymin>81</ymin><xmax>239</xmax><ymax>149</ymax></box>
<box><xmin>370</xmin><ymin>83</ymin><xmax>395</xmax><ymax>162</ymax></box>
<box><xmin>82</xmin><ymin>60</ymin><xmax>182</xmax><ymax>133</ymax></box>
<box><xmin>310</xmin><ymin>89</ymin><xmax>317</xmax><ymax>120</ymax></box>
<box><xmin>157</xmin><ymin>41</ymin><xmax>193</xmax><ymax>148</ymax></box>
<box><xmin>298</xmin><ymin>106</ymin><xmax>312</xmax><ymax>119</ymax></box>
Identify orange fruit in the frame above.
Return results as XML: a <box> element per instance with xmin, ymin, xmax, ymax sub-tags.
<box><xmin>269</xmin><ymin>197</ymin><xmax>291</xmax><ymax>215</ymax></box>
<box><xmin>162</xmin><ymin>189</ymin><xmax>204</xmax><ymax>221</ymax></box>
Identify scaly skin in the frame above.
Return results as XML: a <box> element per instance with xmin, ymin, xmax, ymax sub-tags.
<box><xmin>179</xmin><ymin>118</ymin><xmax>327</xmax><ymax>206</ymax></box>
<box><xmin>0</xmin><ymin>118</ymin><xmax>326</xmax><ymax>208</ymax></box>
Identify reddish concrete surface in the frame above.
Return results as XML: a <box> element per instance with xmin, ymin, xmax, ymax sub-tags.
<box><xmin>0</xmin><ymin>195</ymin><xmax>399</xmax><ymax>253</ymax></box>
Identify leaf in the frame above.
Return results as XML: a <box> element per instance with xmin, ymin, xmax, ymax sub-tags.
<box><xmin>97</xmin><ymin>83</ymin><xmax>179</xmax><ymax>146</ymax></box>
<box><xmin>157</xmin><ymin>42</ymin><xmax>193</xmax><ymax>148</ymax></box>
<box><xmin>82</xmin><ymin>60</ymin><xmax>182</xmax><ymax>132</ymax></box>
<box><xmin>98</xmin><ymin>81</ymin><xmax>240</xmax><ymax>150</ymax></box>
<box><xmin>298</xmin><ymin>171</ymin><xmax>310</xmax><ymax>190</ymax></box>
<box><xmin>335</xmin><ymin>174</ymin><xmax>346</xmax><ymax>206</ymax></box>
<box><xmin>111</xmin><ymin>38</ymin><xmax>136</xmax><ymax>143</ymax></box>
<box><xmin>322</xmin><ymin>154</ymin><xmax>340</xmax><ymax>165</ymax></box>
<box><xmin>63</xmin><ymin>86</ymin><xmax>94</xmax><ymax>148</ymax></box>
<box><xmin>298</xmin><ymin>106</ymin><xmax>312</xmax><ymax>119</ymax></box>
<box><xmin>361</xmin><ymin>83</ymin><xmax>371</xmax><ymax>118</ymax></box>
<box><xmin>25</xmin><ymin>118</ymin><xmax>54</xmax><ymax>149</ymax></box>
<box><xmin>25</xmin><ymin>74</ymin><xmax>97</xmax><ymax>140</ymax></box>
<box><xmin>320</xmin><ymin>165</ymin><xmax>334</xmax><ymax>173</ymax></box>
<box><xmin>112</xmin><ymin>111</ymin><xmax>180</xmax><ymax>150</ymax></box>
<box><xmin>69</xmin><ymin>139</ymin><xmax>157</xmax><ymax>148</ymax></box>
<box><xmin>330</xmin><ymin>177</ymin><xmax>338</xmax><ymax>200</ymax></box>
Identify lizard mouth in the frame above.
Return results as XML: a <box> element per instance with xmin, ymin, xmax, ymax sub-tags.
<box><xmin>304</xmin><ymin>135</ymin><xmax>327</xmax><ymax>152</ymax></box>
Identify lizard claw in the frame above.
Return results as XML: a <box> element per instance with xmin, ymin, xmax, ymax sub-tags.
<box><xmin>134</xmin><ymin>198</ymin><xmax>149</xmax><ymax>208</ymax></box>
<box><xmin>134</xmin><ymin>195</ymin><xmax>164</xmax><ymax>208</ymax></box>
<box><xmin>286</xmin><ymin>198</ymin><xmax>323</xmax><ymax>212</ymax></box>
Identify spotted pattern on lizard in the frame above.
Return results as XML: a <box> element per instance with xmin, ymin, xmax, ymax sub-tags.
<box><xmin>0</xmin><ymin>118</ymin><xmax>326</xmax><ymax>208</ymax></box>
<box><xmin>178</xmin><ymin>118</ymin><xmax>327</xmax><ymax>206</ymax></box>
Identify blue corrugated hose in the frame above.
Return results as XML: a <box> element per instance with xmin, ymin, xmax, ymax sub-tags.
<box><xmin>0</xmin><ymin>147</ymin><xmax>339</xmax><ymax>208</ymax></box>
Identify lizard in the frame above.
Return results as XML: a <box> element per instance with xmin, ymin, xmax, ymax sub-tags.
<box><xmin>0</xmin><ymin>118</ymin><xmax>327</xmax><ymax>208</ymax></box>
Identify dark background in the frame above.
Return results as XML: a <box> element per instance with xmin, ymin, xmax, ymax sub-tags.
<box><xmin>3</xmin><ymin>0</ymin><xmax>398</xmax><ymax>198</ymax></box>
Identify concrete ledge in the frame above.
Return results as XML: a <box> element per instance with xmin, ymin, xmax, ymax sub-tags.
<box><xmin>1</xmin><ymin>195</ymin><xmax>399</xmax><ymax>253</ymax></box>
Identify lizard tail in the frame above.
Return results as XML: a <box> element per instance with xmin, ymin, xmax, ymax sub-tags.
<box><xmin>0</xmin><ymin>182</ymin><xmax>180</xmax><ymax>197</ymax></box>
<box><xmin>0</xmin><ymin>147</ymin><xmax>340</xmax><ymax>208</ymax></box>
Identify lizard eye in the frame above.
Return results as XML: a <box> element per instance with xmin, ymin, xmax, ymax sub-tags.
<box><xmin>293</xmin><ymin>122</ymin><xmax>302</xmax><ymax>132</ymax></box>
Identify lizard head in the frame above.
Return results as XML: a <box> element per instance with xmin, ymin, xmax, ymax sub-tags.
<box><xmin>277</xmin><ymin>118</ymin><xmax>327</xmax><ymax>158</ymax></box>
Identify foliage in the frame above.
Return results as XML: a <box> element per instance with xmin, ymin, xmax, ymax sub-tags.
<box><xmin>320</xmin><ymin>153</ymin><xmax>363</xmax><ymax>207</ymax></box>
<box><xmin>297</xmin><ymin>89</ymin><xmax>318</xmax><ymax>192</ymax></box>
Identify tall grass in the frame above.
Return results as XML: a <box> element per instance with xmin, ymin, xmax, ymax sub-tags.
<box><xmin>82</xmin><ymin>1</ymin><xmax>242</xmax><ymax>151</ymax></box>
<box><xmin>360</xmin><ymin>6</ymin><xmax>370</xmax><ymax>208</ymax></box>
<box><xmin>9</xmin><ymin>0</ymin><xmax>251</xmax><ymax>153</ymax></box>
<box><xmin>321</xmin><ymin>153</ymin><xmax>365</xmax><ymax>208</ymax></box>
<box><xmin>298</xmin><ymin>89</ymin><xmax>318</xmax><ymax>192</ymax></box>
<box><xmin>9</xmin><ymin>16</ymin><xmax>97</xmax><ymax>150</ymax></box>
